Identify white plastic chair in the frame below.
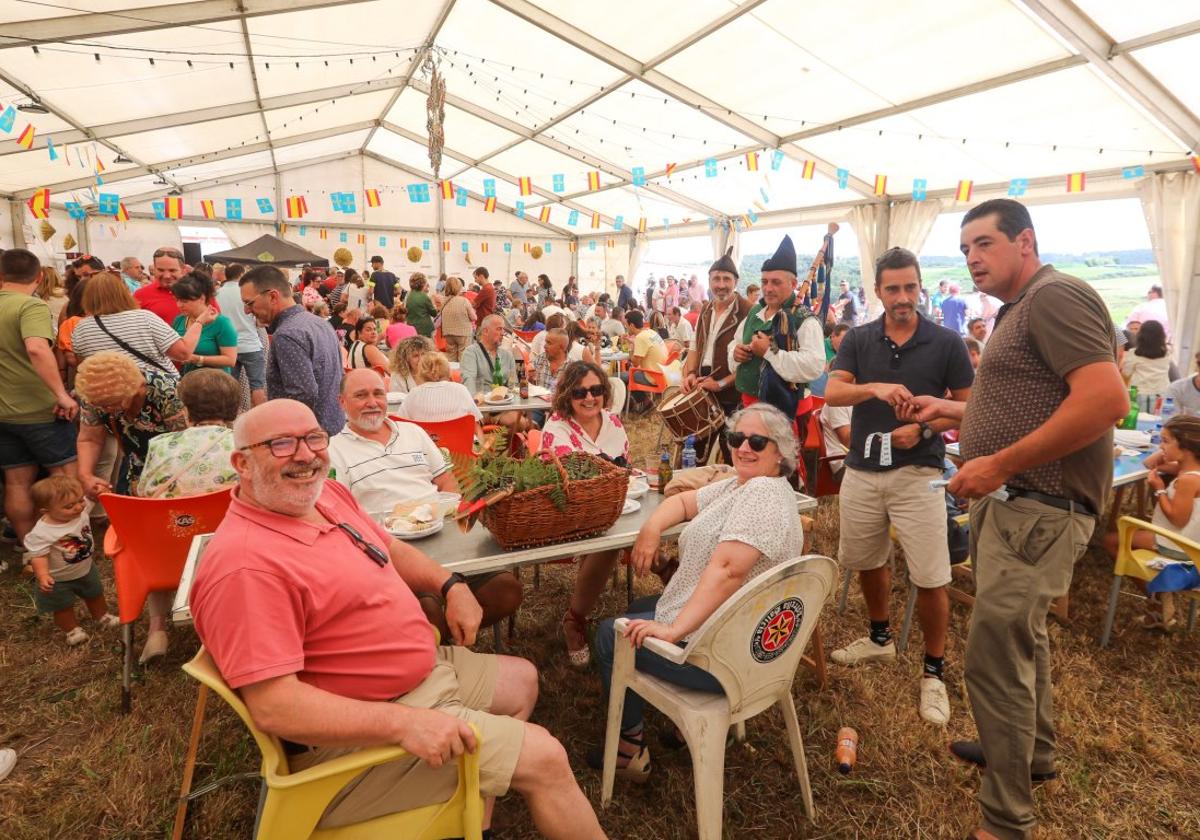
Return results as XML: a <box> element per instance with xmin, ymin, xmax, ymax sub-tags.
<box><xmin>601</xmin><ymin>555</ymin><xmax>837</xmax><ymax>839</ymax></box>
<box><xmin>608</xmin><ymin>376</ymin><xmax>626</xmax><ymax>415</ymax></box>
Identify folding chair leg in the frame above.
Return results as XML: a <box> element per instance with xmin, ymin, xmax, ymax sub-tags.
<box><xmin>897</xmin><ymin>584</ymin><xmax>918</xmax><ymax>654</ymax></box>
<box><xmin>122</xmin><ymin>622</ymin><xmax>134</xmax><ymax>714</ymax></box>
<box><xmin>836</xmin><ymin>568</ymin><xmax>852</xmax><ymax>614</ymax></box>
<box><xmin>172</xmin><ymin>683</ymin><xmax>209</xmax><ymax>840</ymax></box>
<box><xmin>1099</xmin><ymin>575</ymin><xmax>1123</xmax><ymax>648</ymax></box>
<box><xmin>780</xmin><ymin>695</ymin><xmax>815</xmax><ymax>820</ymax></box>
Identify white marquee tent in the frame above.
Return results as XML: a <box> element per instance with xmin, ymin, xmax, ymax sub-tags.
<box><xmin>0</xmin><ymin>0</ymin><xmax>1197</xmax><ymax>353</ymax></box>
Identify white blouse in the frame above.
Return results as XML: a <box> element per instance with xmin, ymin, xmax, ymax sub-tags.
<box><xmin>395</xmin><ymin>381</ymin><xmax>482</xmax><ymax>423</ymax></box>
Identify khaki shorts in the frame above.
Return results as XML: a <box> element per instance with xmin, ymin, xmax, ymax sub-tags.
<box><xmin>837</xmin><ymin>464</ymin><xmax>951</xmax><ymax>589</ymax></box>
<box><xmin>290</xmin><ymin>645</ymin><xmax>525</xmax><ymax>829</ymax></box>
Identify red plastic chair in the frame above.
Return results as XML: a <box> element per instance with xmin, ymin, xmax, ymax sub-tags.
<box><xmin>514</xmin><ymin>329</ymin><xmax>540</xmax><ymax>344</ymax></box>
<box><xmin>806</xmin><ymin>409</ymin><xmax>845</xmax><ymax>497</ymax></box>
<box><xmin>394</xmin><ymin>415</ymin><xmax>476</xmax><ymax>460</ymax></box>
<box><xmin>101</xmin><ymin>487</ymin><xmax>233</xmax><ymax>712</ymax></box>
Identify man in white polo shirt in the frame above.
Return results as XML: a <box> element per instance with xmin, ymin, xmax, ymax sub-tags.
<box><xmin>327</xmin><ymin>369</ymin><xmax>521</xmax><ymax>639</ymax></box>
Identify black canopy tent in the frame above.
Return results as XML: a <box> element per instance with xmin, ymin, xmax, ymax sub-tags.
<box><xmin>205</xmin><ymin>234</ymin><xmax>328</xmax><ymax>267</ymax></box>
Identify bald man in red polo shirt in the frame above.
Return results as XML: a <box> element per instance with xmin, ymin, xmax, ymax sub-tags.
<box><xmin>191</xmin><ymin>400</ymin><xmax>605</xmax><ymax>838</ymax></box>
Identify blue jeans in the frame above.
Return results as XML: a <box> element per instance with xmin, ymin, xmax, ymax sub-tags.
<box><xmin>594</xmin><ymin>595</ymin><xmax>724</xmax><ymax>733</ymax></box>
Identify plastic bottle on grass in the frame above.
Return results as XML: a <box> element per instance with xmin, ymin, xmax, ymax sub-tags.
<box><xmin>835</xmin><ymin>727</ymin><xmax>858</xmax><ymax>775</ymax></box>
<box><xmin>682</xmin><ymin>435</ymin><xmax>697</xmax><ymax>469</ymax></box>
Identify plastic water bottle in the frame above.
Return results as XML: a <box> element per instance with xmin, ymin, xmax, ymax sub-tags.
<box><xmin>1161</xmin><ymin>396</ymin><xmax>1177</xmax><ymax>423</ymax></box>
<box><xmin>835</xmin><ymin>727</ymin><xmax>858</xmax><ymax>775</ymax></box>
<box><xmin>681</xmin><ymin>435</ymin><xmax>697</xmax><ymax>469</ymax></box>
<box><xmin>1151</xmin><ymin>424</ymin><xmax>1162</xmax><ymax>448</ymax></box>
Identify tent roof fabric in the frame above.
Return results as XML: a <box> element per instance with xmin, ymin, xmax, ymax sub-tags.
<box><xmin>205</xmin><ymin>234</ymin><xmax>328</xmax><ymax>267</ymax></box>
<box><xmin>0</xmin><ymin>0</ymin><xmax>1196</xmax><ymax>239</ymax></box>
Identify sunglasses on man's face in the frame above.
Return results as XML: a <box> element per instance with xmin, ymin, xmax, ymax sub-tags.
<box><xmin>726</xmin><ymin>431</ymin><xmax>771</xmax><ymax>452</ymax></box>
<box><xmin>570</xmin><ymin>385</ymin><xmax>605</xmax><ymax>400</ymax></box>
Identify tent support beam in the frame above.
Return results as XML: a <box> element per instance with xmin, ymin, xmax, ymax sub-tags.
<box><xmin>237</xmin><ymin>5</ymin><xmax>279</xmax><ymax>188</ymax></box>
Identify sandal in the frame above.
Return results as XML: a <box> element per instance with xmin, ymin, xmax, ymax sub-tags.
<box><xmin>586</xmin><ymin>731</ymin><xmax>651</xmax><ymax>782</ymax></box>
<box><xmin>562</xmin><ymin>607</ymin><xmax>591</xmax><ymax>668</ymax></box>
<box><xmin>1140</xmin><ymin>592</ymin><xmax>1179</xmax><ymax>632</ymax></box>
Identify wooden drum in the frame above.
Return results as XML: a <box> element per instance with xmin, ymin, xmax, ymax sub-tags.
<box><xmin>657</xmin><ymin>388</ymin><xmax>726</xmax><ymax>443</ymax></box>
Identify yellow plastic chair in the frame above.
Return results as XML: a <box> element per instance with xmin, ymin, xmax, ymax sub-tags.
<box><xmin>1099</xmin><ymin>516</ymin><xmax>1200</xmax><ymax>647</ymax></box>
<box><xmin>181</xmin><ymin>648</ymin><xmax>484</xmax><ymax>840</ymax></box>
<box><xmin>601</xmin><ymin>555</ymin><xmax>836</xmax><ymax>839</ymax></box>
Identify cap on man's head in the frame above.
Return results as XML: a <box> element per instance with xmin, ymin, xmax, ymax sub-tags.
<box><xmin>708</xmin><ymin>246</ymin><xmax>739</xmax><ymax>278</ymax></box>
<box><xmin>370</xmin><ymin>255</ymin><xmax>383</xmax><ymax>264</ymax></box>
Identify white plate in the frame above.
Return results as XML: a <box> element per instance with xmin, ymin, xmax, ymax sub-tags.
<box><xmin>621</xmin><ymin>498</ymin><xmax>642</xmax><ymax>515</ymax></box>
<box><xmin>387</xmin><ymin>517</ymin><xmax>445</xmax><ymax>540</ymax></box>
<box><xmin>626</xmin><ymin>479</ymin><xmax>649</xmax><ymax>499</ymax></box>
<box><xmin>484</xmin><ymin>395</ymin><xmax>514</xmax><ymax>405</ymax></box>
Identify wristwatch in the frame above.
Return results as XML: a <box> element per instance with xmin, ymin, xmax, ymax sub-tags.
<box><xmin>919</xmin><ymin>422</ymin><xmax>934</xmax><ymax>441</ymax></box>
<box><xmin>440</xmin><ymin>572</ymin><xmax>468</xmax><ymax>600</ymax></box>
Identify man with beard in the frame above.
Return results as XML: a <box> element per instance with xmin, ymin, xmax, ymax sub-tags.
<box><xmin>191</xmin><ymin>399</ymin><xmax>607</xmax><ymax>840</ymax></box>
<box><xmin>327</xmin><ymin>369</ymin><xmax>522</xmax><ymax>642</ymax></box>
<box><xmin>681</xmin><ymin>247</ymin><xmax>751</xmax><ymax>419</ymax></box>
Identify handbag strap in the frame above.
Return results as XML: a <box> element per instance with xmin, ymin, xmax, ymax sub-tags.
<box><xmin>93</xmin><ymin>315</ymin><xmax>174</xmax><ymax>375</ymax></box>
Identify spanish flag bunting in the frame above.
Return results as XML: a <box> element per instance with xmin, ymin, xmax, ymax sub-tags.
<box><xmin>1192</xmin><ymin>156</ymin><xmax>1200</xmax><ymax>174</ymax></box>
<box><xmin>665</xmin><ymin>163</ymin><xmax>676</xmax><ymax>178</ymax></box>
<box><xmin>319</xmin><ymin>228</ymin><xmax>328</xmax><ymax>240</ymax></box>
<box><xmin>365</xmin><ymin>188</ymin><xmax>381</xmax><ymax>207</ymax></box>
<box><xmin>440</xmin><ymin>180</ymin><xmax>454</xmax><ymax>199</ymax></box>
<box><xmin>481</xmin><ymin>242</ymin><xmax>489</xmax><ymax>253</ymax></box>
<box><xmin>586</xmin><ymin>170</ymin><xmax>600</xmax><ymax>191</ymax></box>
<box><xmin>568</xmin><ymin>240</ymin><xmax>577</xmax><ymax>252</ymax></box>
<box><xmin>518</xmin><ymin>177</ymin><xmax>532</xmax><ymax>196</ymax></box>
<box><xmin>285</xmin><ymin>195</ymin><xmax>307</xmax><ymax>218</ymax></box>
<box><xmin>200</xmin><ymin>199</ymin><xmax>216</xmax><ymax>220</ymax></box>
<box><xmin>801</xmin><ymin>159</ymin><xmax>815</xmax><ymax>180</ymax></box>
<box><xmin>955</xmin><ymin>180</ymin><xmax>973</xmax><ymax>202</ymax></box>
<box><xmin>26</xmin><ymin>189</ymin><xmax>50</xmax><ymax>219</ymax></box>
<box><xmin>116</xmin><ymin>203</ymin><xmax>129</xmax><ymax>222</ymax></box>
<box><xmin>523</xmin><ymin>242</ymin><xmax>531</xmax><ymax>253</ymax></box>
<box><xmin>484</xmin><ymin>196</ymin><xmax>497</xmax><ymax>213</ymax></box>
<box><xmin>164</xmin><ymin>196</ymin><xmax>183</xmax><ymax>219</ymax></box>
<box><xmin>16</xmin><ymin>124</ymin><xmax>35</xmax><ymax>149</ymax></box>
<box><xmin>637</xmin><ymin>217</ymin><xmax>647</xmax><ymax>233</ymax></box>
<box><xmin>590</xmin><ymin>212</ymin><xmax>600</xmax><ymax>229</ymax></box>
<box><xmin>1066</xmin><ymin>172</ymin><xmax>1085</xmax><ymax>193</ymax></box>
<box><xmin>95</xmin><ymin>157</ymin><xmax>105</xmax><ymax>174</ymax></box>
<box><xmin>279</xmin><ymin>223</ymin><xmax>288</xmax><ymax>235</ymax></box>
<box><xmin>399</xmin><ymin>238</ymin><xmax>407</xmax><ymax>248</ymax></box>
<box><xmin>873</xmin><ymin>175</ymin><xmax>887</xmax><ymax>196</ymax></box>
<box><xmin>606</xmin><ymin>238</ymin><xmax>615</xmax><ymax>248</ymax></box>
<box><xmin>442</xmin><ymin>240</ymin><xmax>451</xmax><ymax>252</ymax></box>
<box><xmin>357</xmin><ymin>233</ymin><xmax>366</xmax><ymax>245</ymax></box>
<box><xmin>745</xmin><ymin>151</ymin><xmax>758</xmax><ymax>171</ymax></box>
<box><xmin>538</xmin><ymin>206</ymin><xmax>551</xmax><ymax>223</ymax></box>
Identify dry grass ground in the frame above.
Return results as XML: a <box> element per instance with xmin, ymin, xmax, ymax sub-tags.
<box><xmin>1</xmin><ymin>412</ymin><xmax>1198</xmax><ymax>839</ymax></box>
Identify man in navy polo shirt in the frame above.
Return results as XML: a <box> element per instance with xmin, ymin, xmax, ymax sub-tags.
<box><xmin>825</xmin><ymin>247</ymin><xmax>973</xmax><ymax>725</ymax></box>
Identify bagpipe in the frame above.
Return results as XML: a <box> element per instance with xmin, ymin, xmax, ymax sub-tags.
<box><xmin>800</xmin><ymin>222</ymin><xmax>839</xmax><ymax>320</ymax></box>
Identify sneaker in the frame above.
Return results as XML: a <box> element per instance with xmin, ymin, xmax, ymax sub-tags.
<box><xmin>919</xmin><ymin>677</ymin><xmax>950</xmax><ymax>725</ymax></box>
<box><xmin>948</xmin><ymin>740</ymin><xmax>1057</xmax><ymax>783</ymax></box>
<box><xmin>0</xmin><ymin>748</ymin><xmax>16</xmax><ymax>783</ymax></box>
<box><xmin>65</xmin><ymin>627</ymin><xmax>89</xmax><ymax>646</ymax></box>
<box><xmin>830</xmin><ymin>636</ymin><xmax>896</xmax><ymax>666</ymax></box>
<box><xmin>96</xmin><ymin>613</ymin><xmax>120</xmax><ymax>629</ymax></box>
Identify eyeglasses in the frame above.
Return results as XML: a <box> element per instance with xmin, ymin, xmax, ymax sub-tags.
<box><xmin>335</xmin><ymin>522</ymin><xmax>389</xmax><ymax>567</ymax></box>
<box><xmin>239</xmin><ymin>431</ymin><xmax>330</xmax><ymax>458</ymax></box>
<box><xmin>726</xmin><ymin>431</ymin><xmax>772</xmax><ymax>452</ymax></box>
<box><xmin>570</xmin><ymin>384</ymin><xmax>606</xmax><ymax>400</ymax></box>
<box><xmin>241</xmin><ymin>289</ymin><xmax>272</xmax><ymax>312</ymax></box>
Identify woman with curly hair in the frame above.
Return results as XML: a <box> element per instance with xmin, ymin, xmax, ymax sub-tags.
<box><xmin>388</xmin><ymin>334</ymin><xmax>434</xmax><ymax>393</ymax></box>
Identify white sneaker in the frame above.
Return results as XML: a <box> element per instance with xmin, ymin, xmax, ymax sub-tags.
<box><xmin>920</xmin><ymin>678</ymin><xmax>950</xmax><ymax>725</ymax></box>
<box><xmin>96</xmin><ymin>613</ymin><xmax>120</xmax><ymax>629</ymax></box>
<box><xmin>0</xmin><ymin>748</ymin><xmax>16</xmax><ymax>783</ymax></box>
<box><xmin>831</xmin><ymin>636</ymin><xmax>896</xmax><ymax>666</ymax></box>
<box><xmin>65</xmin><ymin>627</ymin><xmax>89</xmax><ymax>646</ymax></box>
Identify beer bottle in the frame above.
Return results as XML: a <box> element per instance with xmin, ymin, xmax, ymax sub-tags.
<box><xmin>517</xmin><ymin>360</ymin><xmax>529</xmax><ymax>400</ymax></box>
<box><xmin>658</xmin><ymin>450</ymin><xmax>673</xmax><ymax>494</ymax></box>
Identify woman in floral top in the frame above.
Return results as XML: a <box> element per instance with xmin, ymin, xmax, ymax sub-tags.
<box><xmin>74</xmin><ymin>352</ymin><xmax>186</xmax><ymax>497</ymax></box>
<box><xmin>539</xmin><ymin>361</ymin><xmax>629</xmax><ymax>667</ymax></box>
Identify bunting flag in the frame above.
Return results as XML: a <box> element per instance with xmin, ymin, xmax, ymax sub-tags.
<box><xmin>152</xmin><ymin>200</ymin><xmax>166</xmax><ymax>220</ymax></box>
<box><xmin>356</xmin><ymin>233</ymin><xmax>366</xmax><ymax>245</ymax></box>
<box><xmin>339</xmin><ymin>232</ymin><xmax>348</xmax><ymax>243</ymax></box>
<box><xmin>591</xmin><ymin>212</ymin><xmax>600</xmax><ymax>228</ymax></box>
<box><xmin>1121</xmin><ymin>165</ymin><xmax>1145</xmax><ymax>179</ymax></box>
<box><xmin>568</xmin><ymin>240</ymin><xmax>577</xmax><ymax>252</ymax></box>
<box><xmin>873</xmin><ymin>175</ymin><xmax>887</xmax><ymax>196</ymax></box>
<box><xmin>399</xmin><ymin>238</ymin><xmax>407</xmax><ymax>248</ymax></box>
<box><xmin>544</xmin><ymin>242</ymin><xmax>552</xmax><ymax>253</ymax></box>
<box><xmin>483</xmin><ymin>178</ymin><xmax>496</xmax><ymax>198</ymax></box>
<box><xmin>613</xmin><ymin>215</ymin><xmax>623</xmax><ymax>231</ymax></box>
<box><xmin>286</xmin><ymin>195</ymin><xmax>308</xmax><ymax>218</ymax></box>
<box><xmin>407</xmin><ymin>183</ymin><xmax>431</xmax><ymax>203</ymax></box>
<box><xmin>65</xmin><ymin>201</ymin><xmax>86</xmax><ymax>220</ymax></box>
<box><xmin>1008</xmin><ymin>178</ymin><xmax>1028</xmax><ymax>197</ymax></box>
<box><xmin>523</xmin><ymin>242</ymin><xmax>531</xmax><ymax>253</ymax></box>
<box><xmin>912</xmin><ymin>178</ymin><xmax>928</xmax><ymax>201</ymax></box>
<box><xmin>423</xmin><ymin>240</ymin><xmax>431</xmax><ymax>251</ymax></box>
<box><xmin>440</xmin><ymin>180</ymin><xmax>455</xmax><ymax>199</ymax></box>
<box><xmin>279</xmin><ymin>223</ymin><xmax>288</xmax><ymax>236</ymax></box>
<box><xmin>26</xmin><ymin>189</ymin><xmax>50</xmax><ymax>219</ymax></box>
<box><xmin>94</xmin><ymin>157</ymin><xmax>106</xmax><ymax>174</ymax></box>
<box><xmin>340</xmin><ymin>192</ymin><xmax>356</xmax><ymax>213</ymax></box>
<box><xmin>164</xmin><ymin>196</ymin><xmax>183</xmax><ymax>219</ymax></box>
<box><xmin>637</xmin><ymin>217</ymin><xmax>647</xmax><ymax>233</ymax></box>
<box><xmin>836</xmin><ymin>168</ymin><xmax>849</xmax><ymax>189</ymax></box>
<box><xmin>378</xmin><ymin>236</ymin><xmax>386</xmax><ymax>247</ymax></box>
<box><xmin>552</xmin><ymin>174</ymin><xmax>565</xmax><ymax>193</ymax></box>
<box><xmin>115</xmin><ymin>203</ymin><xmax>129</xmax><ymax>223</ymax></box>
<box><xmin>1066</xmin><ymin>172</ymin><xmax>1085</xmax><ymax>193</ymax></box>
<box><xmin>256</xmin><ymin>197</ymin><xmax>273</xmax><ymax>214</ymax></box>
<box><xmin>16</xmin><ymin>124</ymin><xmax>35</xmax><ymax>149</ymax></box>
<box><xmin>664</xmin><ymin>163</ymin><xmax>676</xmax><ymax>178</ymax></box>
<box><xmin>568</xmin><ymin>209</ymin><xmax>579</xmax><ymax>226</ymax></box>
<box><xmin>1192</xmin><ymin>157</ymin><xmax>1200</xmax><ymax>175</ymax></box>
<box><xmin>46</xmin><ymin>138</ymin><xmax>57</xmax><ymax>161</ymax></box>
<box><xmin>97</xmin><ymin>193</ymin><xmax>119</xmax><ymax>215</ymax></box>
<box><xmin>631</xmin><ymin>166</ymin><xmax>646</xmax><ymax>186</ymax></box>
<box><xmin>518</xmin><ymin>177</ymin><xmax>532</xmax><ymax>196</ymax></box>
<box><xmin>319</xmin><ymin>229</ymin><xmax>328</xmax><ymax>240</ymax></box>
<box><xmin>455</xmin><ymin>187</ymin><xmax>468</xmax><ymax>208</ymax></box>
<box><xmin>759</xmin><ymin>186</ymin><xmax>770</xmax><ymax>204</ymax></box>
<box><xmin>443</xmin><ymin>240</ymin><xmax>451</xmax><ymax>252</ymax></box>
<box><xmin>503</xmin><ymin>242</ymin><xmax>512</xmax><ymax>253</ymax></box>
<box><xmin>461</xmin><ymin>241</ymin><xmax>469</xmax><ymax>253</ymax></box>
<box><xmin>704</xmin><ymin>158</ymin><xmax>718</xmax><ymax>177</ymax></box>
<box><xmin>484</xmin><ymin>196</ymin><xmax>497</xmax><ymax>213</ymax></box>
<box><xmin>299</xmin><ymin>226</ymin><xmax>307</xmax><ymax>236</ymax></box>
<box><xmin>0</xmin><ymin>105</ymin><xmax>14</xmax><ymax>133</ymax></box>
<box><xmin>226</xmin><ymin>198</ymin><xmax>242</xmax><ymax>220</ymax></box>
<box><xmin>481</xmin><ymin>242</ymin><xmax>489</xmax><ymax>253</ymax></box>
<box><xmin>538</xmin><ymin>206</ymin><xmax>551</xmax><ymax>223</ymax></box>
<box><xmin>955</xmin><ymin>179</ymin><xmax>973</xmax><ymax>202</ymax></box>
<box><xmin>200</xmin><ymin>199</ymin><xmax>216</xmax><ymax>220</ymax></box>
<box><xmin>515</xmin><ymin>201</ymin><xmax>525</xmax><ymax>218</ymax></box>
<box><xmin>584</xmin><ymin>170</ymin><xmax>602</xmax><ymax>191</ymax></box>
<box><xmin>745</xmin><ymin>152</ymin><xmax>759</xmax><ymax>172</ymax></box>
<box><xmin>606</xmin><ymin>238</ymin><xmax>616</xmax><ymax>248</ymax></box>
<box><xmin>741</xmin><ymin>214</ymin><xmax>753</xmax><ymax>229</ymax></box>
<box><xmin>771</xmin><ymin>150</ymin><xmax>785</xmax><ymax>171</ymax></box>
<box><xmin>801</xmin><ymin>159</ymin><xmax>815</xmax><ymax>180</ymax></box>
<box><xmin>365</xmin><ymin>188</ymin><xmax>381</xmax><ymax>207</ymax></box>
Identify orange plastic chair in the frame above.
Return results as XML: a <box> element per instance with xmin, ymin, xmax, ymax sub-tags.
<box><xmin>101</xmin><ymin>487</ymin><xmax>233</xmax><ymax>712</ymax></box>
<box><xmin>625</xmin><ymin>367</ymin><xmax>668</xmax><ymax>416</ymax></box>
<box><xmin>394</xmin><ymin>415</ymin><xmax>476</xmax><ymax>460</ymax></box>
<box><xmin>515</xmin><ymin>329</ymin><xmax>540</xmax><ymax>343</ymax></box>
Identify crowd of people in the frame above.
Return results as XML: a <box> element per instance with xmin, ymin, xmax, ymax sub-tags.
<box><xmin>0</xmin><ymin>196</ymin><xmax>1188</xmax><ymax>840</ymax></box>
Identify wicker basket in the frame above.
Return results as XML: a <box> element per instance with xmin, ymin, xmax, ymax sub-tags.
<box><xmin>480</xmin><ymin>452</ymin><xmax>629</xmax><ymax>550</ymax></box>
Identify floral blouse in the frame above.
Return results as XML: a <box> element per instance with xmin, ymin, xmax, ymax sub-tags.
<box><xmin>137</xmin><ymin>425</ymin><xmax>238</xmax><ymax>499</ymax></box>
<box><xmin>541</xmin><ymin>410</ymin><xmax>629</xmax><ymax>467</ymax></box>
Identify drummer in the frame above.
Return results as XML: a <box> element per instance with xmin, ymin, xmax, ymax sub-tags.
<box><xmin>680</xmin><ymin>247</ymin><xmax>752</xmax><ymax>419</ymax></box>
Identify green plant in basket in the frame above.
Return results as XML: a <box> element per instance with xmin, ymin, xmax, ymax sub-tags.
<box><xmin>466</xmin><ymin>451</ymin><xmax>602</xmax><ymax>512</ymax></box>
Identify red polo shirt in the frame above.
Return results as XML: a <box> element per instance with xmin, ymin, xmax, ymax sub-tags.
<box><xmin>134</xmin><ymin>283</ymin><xmax>180</xmax><ymax>323</ymax></box>
<box><xmin>191</xmin><ymin>481</ymin><xmax>436</xmax><ymax>699</ymax></box>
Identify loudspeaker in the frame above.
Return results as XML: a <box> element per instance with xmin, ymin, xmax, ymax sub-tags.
<box><xmin>183</xmin><ymin>242</ymin><xmax>202</xmax><ymax>267</ymax></box>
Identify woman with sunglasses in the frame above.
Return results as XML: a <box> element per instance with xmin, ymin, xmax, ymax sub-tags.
<box><xmin>540</xmin><ymin>361</ymin><xmax>629</xmax><ymax>667</ymax></box>
<box><xmin>587</xmin><ymin>402</ymin><xmax>804</xmax><ymax>780</ymax></box>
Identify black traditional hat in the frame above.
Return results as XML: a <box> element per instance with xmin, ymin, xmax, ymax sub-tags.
<box><xmin>761</xmin><ymin>234</ymin><xmax>797</xmax><ymax>275</ymax></box>
<box><xmin>708</xmin><ymin>246</ymin><xmax>739</xmax><ymax>278</ymax></box>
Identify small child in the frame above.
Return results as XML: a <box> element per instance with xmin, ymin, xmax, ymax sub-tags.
<box><xmin>24</xmin><ymin>475</ymin><xmax>118</xmax><ymax>645</ymax></box>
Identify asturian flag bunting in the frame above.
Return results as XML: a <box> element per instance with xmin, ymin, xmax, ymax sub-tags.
<box><xmin>0</xmin><ymin>106</ymin><xmax>14</xmax><ymax>133</ymax></box>
<box><xmin>912</xmin><ymin>179</ymin><xmax>928</xmax><ymax>201</ymax></box>
<box><xmin>226</xmin><ymin>198</ymin><xmax>243</xmax><ymax>220</ymax></box>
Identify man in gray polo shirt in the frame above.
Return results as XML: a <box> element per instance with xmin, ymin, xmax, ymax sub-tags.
<box><xmin>905</xmin><ymin>200</ymin><xmax>1127</xmax><ymax>840</ymax></box>
<box><xmin>825</xmin><ymin>247</ymin><xmax>973</xmax><ymax>726</ymax></box>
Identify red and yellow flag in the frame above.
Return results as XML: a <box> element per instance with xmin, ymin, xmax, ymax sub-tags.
<box><xmin>873</xmin><ymin>175</ymin><xmax>887</xmax><ymax>196</ymax></box>
<box><xmin>745</xmin><ymin>152</ymin><xmax>759</xmax><ymax>172</ymax></box>
<box><xmin>16</xmin><ymin>124</ymin><xmax>35</xmax><ymax>149</ymax></box>
<box><xmin>1192</xmin><ymin>157</ymin><xmax>1200</xmax><ymax>174</ymax></box>
<box><xmin>568</xmin><ymin>240</ymin><xmax>577</xmax><ymax>252</ymax></box>
<box><xmin>1066</xmin><ymin>172</ymin><xmax>1086</xmax><ymax>193</ymax></box>
<box><xmin>664</xmin><ymin>163</ymin><xmax>676</xmax><ymax>178</ymax></box>
<box><xmin>116</xmin><ymin>203</ymin><xmax>129</xmax><ymax>222</ymax></box>
<box><xmin>538</xmin><ymin>206</ymin><xmax>551</xmax><ymax>223</ymax></box>
<box><xmin>26</xmin><ymin>189</ymin><xmax>50</xmax><ymax>219</ymax></box>
<box><xmin>586</xmin><ymin>171</ymin><xmax>600</xmax><ymax>191</ymax></box>
<box><xmin>319</xmin><ymin>229</ymin><xmax>328</xmax><ymax>240</ymax></box>
<box><xmin>518</xmin><ymin>177</ymin><xmax>532</xmax><ymax>196</ymax></box>
<box><xmin>164</xmin><ymin>196</ymin><xmax>183</xmax><ymax>219</ymax></box>
<box><xmin>95</xmin><ymin>157</ymin><xmax>106</xmax><ymax>174</ymax></box>
<box><xmin>365</xmin><ymin>188</ymin><xmax>380</xmax><ymax>208</ymax></box>
<box><xmin>590</xmin><ymin>212</ymin><xmax>600</xmax><ymax>229</ymax></box>
<box><xmin>483</xmin><ymin>196</ymin><xmax>497</xmax><ymax>213</ymax></box>
<box><xmin>356</xmin><ymin>233</ymin><xmax>366</xmax><ymax>244</ymax></box>
<box><xmin>606</xmin><ymin>238</ymin><xmax>615</xmax><ymax>248</ymax></box>
<box><xmin>437</xmin><ymin>180</ymin><xmax>452</xmax><ymax>200</ymax></box>
<box><xmin>481</xmin><ymin>242</ymin><xmax>489</xmax><ymax>253</ymax></box>
<box><xmin>399</xmin><ymin>238</ymin><xmax>407</xmax><ymax>248</ymax></box>
<box><xmin>637</xmin><ymin>217</ymin><xmax>647</xmax><ymax>233</ymax></box>
<box><xmin>523</xmin><ymin>242</ymin><xmax>531</xmax><ymax>253</ymax></box>
<box><xmin>200</xmin><ymin>199</ymin><xmax>216</xmax><ymax>220</ymax></box>
<box><xmin>442</xmin><ymin>240</ymin><xmax>451</xmax><ymax>252</ymax></box>
<box><xmin>285</xmin><ymin>195</ymin><xmax>307</xmax><ymax>218</ymax></box>
<box><xmin>801</xmin><ymin>159</ymin><xmax>815</xmax><ymax>180</ymax></box>
<box><xmin>955</xmin><ymin>180</ymin><xmax>973</xmax><ymax>202</ymax></box>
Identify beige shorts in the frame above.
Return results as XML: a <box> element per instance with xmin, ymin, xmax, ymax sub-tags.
<box><xmin>290</xmin><ymin>645</ymin><xmax>525</xmax><ymax>829</ymax></box>
<box><xmin>837</xmin><ymin>464</ymin><xmax>952</xmax><ymax>589</ymax></box>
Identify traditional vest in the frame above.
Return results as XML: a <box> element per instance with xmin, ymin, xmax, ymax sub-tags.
<box><xmin>693</xmin><ymin>294</ymin><xmax>751</xmax><ymax>387</ymax></box>
<box><xmin>734</xmin><ymin>293</ymin><xmax>815</xmax><ymax>397</ymax></box>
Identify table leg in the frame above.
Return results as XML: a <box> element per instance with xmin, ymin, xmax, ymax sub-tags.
<box><xmin>172</xmin><ymin>683</ymin><xmax>209</xmax><ymax>840</ymax></box>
